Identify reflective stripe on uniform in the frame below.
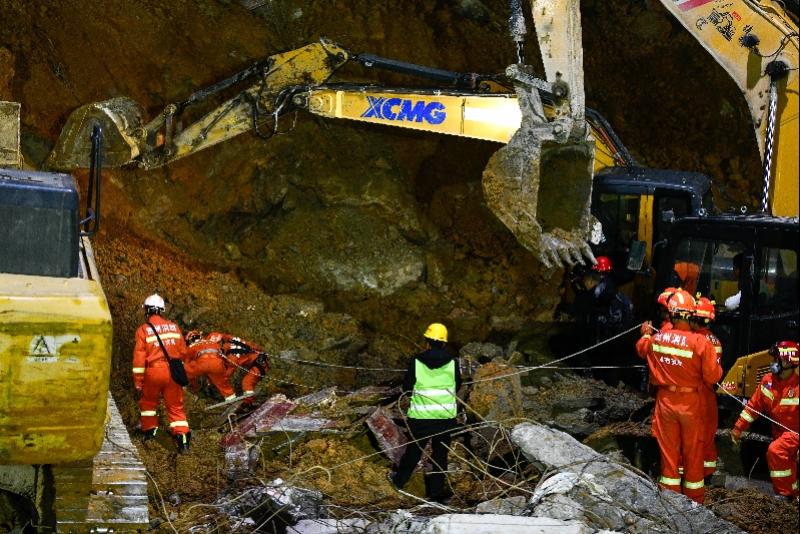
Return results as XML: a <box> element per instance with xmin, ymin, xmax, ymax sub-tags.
<box><xmin>659</xmin><ymin>476</ymin><xmax>681</xmax><ymax>486</ymax></box>
<box><xmin>224</xmin><ymin>394</ymin><xmax>237</xmax><ymax>401</ymax></box>
<box><xmin>740</xmin><ymin>410</ymin><xmax>755</xmax><ymax>423</ymax></box>
<box><xmin>132</xmin><ymin>367</ymin><xmax>145</xmax><ymax>373</ymax></box>
<box><xmin>169</xmin><ymin>420</ymin><xmax>189</xmax><ymax>428</ymax></box>
<box><xmin>146</xmin><ymin>332</ymin><xmax>183</xmax><ymax>343</ymax></box>
<box><xmin>684</xmin><ymin>479</ymin><xmax>705</xmax><ymax>490</ymax></box>
<box><xmin>653</xmin><ymin>344</ymin><xmax>693</xmax><ymax>359</ymax></box>
<box><xmin>714</xmin><ymin>345</ymin><xmax>722</xmax><ymax>354</ymax></box>
<box><xmin>770</xmin><ymin>469</ymin><xmax>792</xmax><ymax>478</ymax></box>
<box><xmin>793</xmin><ymin>481</ymin><xmax>799</xmax><ymax>490</ymax></box>
<box><xmin>413</xmin><ymin>388</ymin><xmax>454</xmax><ymax>397</ymax></box>
<box><xmin>243</xmin><ymin>390</ymin><xmax>255</xmax><ymax>396</ymax></box>
<box><xmin>704</xmin><ymin>460</ymin><xmax>717</xmax><ymax>468</ymax></box>
<box><xmin>677</xmin><ymin>467</ymin><xmax>684</xmax><ymax>474</ymax></box>
<box><xmin>779</xmin><ymin>398</ymin><xmax>799</xmax><ymax>406</ymax></box>
<box><xmin>408</xmin><ymin>403</ymin><xmax>458</xmax><ymax>413</ymax></box>
<box><xmin>761</xmin><ymin>385</ymin><xmax>775</xmax><ymax>401</ymax></box>
<box><xmin>140</xmin><ymin>410</ymin><xmax>157</xmax><ymax>416</ymax></box>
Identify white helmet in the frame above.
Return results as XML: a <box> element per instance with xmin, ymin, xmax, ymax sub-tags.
<box><xmin>143</xmin><ymin>294</ymin><xmax>165</xmax><ymax>311</ymax></box>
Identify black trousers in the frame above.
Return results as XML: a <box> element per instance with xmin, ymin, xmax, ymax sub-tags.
<box><xmin>394</xmin><ymin>418</ymin><xmax>456</xmax><ymax>498</ymax></box>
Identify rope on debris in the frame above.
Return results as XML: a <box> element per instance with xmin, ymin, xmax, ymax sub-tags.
<box><xmin>274</xmin><ymin>352</ymin><xmax>406</xmax><ymax>372</ymax></box>
<box><xmin>464</xmin><ymin>322</ymin><xmax>644</xmax><ymax>385</ymax></box>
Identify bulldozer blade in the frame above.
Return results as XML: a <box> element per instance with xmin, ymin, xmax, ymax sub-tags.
<box><xmin>482</xmin><ymin>132</ymin><xmax>595</xmax><ymax>269</ymax></box>
<box><xmin>47</xmin><ymin>97</ymin><xmax>145</xmax><ymax>170</ymax></box>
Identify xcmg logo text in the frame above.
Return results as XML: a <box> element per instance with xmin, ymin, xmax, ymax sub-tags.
<box><xmin>361</xmin><ymin>97</ymin><xmax>446</xmax><ymax>124</ymax></box>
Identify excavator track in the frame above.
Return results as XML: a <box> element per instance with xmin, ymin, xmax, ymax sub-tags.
<box><xmin>52</xmin><ymin>394</ymin><xmax>148</xmax><ymax>533</ymax></box>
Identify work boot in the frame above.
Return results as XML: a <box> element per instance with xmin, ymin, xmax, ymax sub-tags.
<box><xmin>141</xmin><ymin>427</ymin><xmax>158</xmax><ymax>442</ymax></box>
<box><xmin>174</xmin><ymin>431</ymin><xmax>191</xmax><ymax>454</ymax></box>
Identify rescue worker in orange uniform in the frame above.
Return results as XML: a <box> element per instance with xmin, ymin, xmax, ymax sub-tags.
<box><xmin>184</xmin><ymin>331</ymin><xmax>238</xmax><ymax>403</ymax></box>
<box><xmin>691</xmin><ymin>295</ymin><xmax>723</xmax><ymax>478</ymax></box>
<box><xmin>656</xmin><ymin>287</ymin><xmax>678</xmax><ymax>332</ymax></box>
<box><xmin>184</xmin><ymin>331</ymin><xmax>268</xmax><ymax>404</ymax></box>
<box><xmin>731</xmin><ymin>341</ymin><xmax>799</xmax><ymax>500</ymax></box>
<box><xmin>132</xmin><ymin>294</ymin><xmax>191</xmax><ymax>453</ymax></box>
<box><xmin>220</xmin><ymin>333</ymin><xmax>269</xmax><ymax>406</ymax></box>
<box><xmin>636</xmin><ymin>290</ymin><xmax>722</xmax><ymax>503</ymax></box>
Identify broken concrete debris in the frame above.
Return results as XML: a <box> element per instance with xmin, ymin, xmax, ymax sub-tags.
<box><xmin>510</xmin><ymin>422</ymin><xmax>746</xmax><ymax>534</ymax></box>
<box><xmin>366</xmin><ymin>406</ymin><xmax>408</xmax><ymax>465</ymax></box>
<box><xmin>207</xmin><ymin>382</ymin><xmax>760</xmax><ymax>534</ymax></box>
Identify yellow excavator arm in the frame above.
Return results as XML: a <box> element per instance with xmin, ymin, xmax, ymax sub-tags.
<box><xmin>297</xmin><ymin>87</ymin><xmax>621</xmax><ymax>173</ymax></box>
<box><xmin>658</xmin><ymin>0</ymin><xmax>798</xmax><ymax>217</ymax></box>
<box><xmin>48</xmin><ymin>1</ymin><xmax>603</xmax><ymax>268</ymax></box>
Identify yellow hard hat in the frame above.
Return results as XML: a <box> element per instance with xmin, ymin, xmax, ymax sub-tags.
<box><xmin>423</xmin><ymin>323</ymin><xmax>448</xmax><ymax>343</ymax></box>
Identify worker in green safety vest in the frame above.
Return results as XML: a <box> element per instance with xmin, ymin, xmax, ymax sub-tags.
<box><xmin>389</xmin><ymin>322</ymin><xmax>461</xmax><ymax>503</ymax></box>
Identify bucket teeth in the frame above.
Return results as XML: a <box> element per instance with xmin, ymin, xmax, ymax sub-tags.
<box><xmin>481</xmin><ymin>60</ymin><xmax>595</xmax><ymax>270</ymax></box>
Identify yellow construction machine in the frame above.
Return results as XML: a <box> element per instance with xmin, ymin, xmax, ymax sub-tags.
<box><xmin>650</xmin><ymin>0</ymin><xmax>799</xmax><ymax>400</ymax></box>
<box><xmin>47</xmin><ymin>1</ymin><xmax>602</xmax><ymax>270</ymax></box>
<box><xmin>0</xmin><ymin>102</ymin><xmax>147</xmax><ymax>532</ymax></box>
<box><xmin>45</xmin><ymin>0</ymin><xmax>797</xmax><ymax>400</ymax></box>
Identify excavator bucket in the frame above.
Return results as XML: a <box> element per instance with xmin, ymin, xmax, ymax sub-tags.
<box><xmin>483</xmin><ymin>117</ymin><xmax>595</xmax><ymax>269</ymax></box>
<box><xmin>47</xmin><ymin>97</ymin><xmax>145</xmax><ymax>170</ymax></box>
<box><xmin>483</xmin><ymin>0</ymin><xmax>596</xmax><ymax>268</ymax></box>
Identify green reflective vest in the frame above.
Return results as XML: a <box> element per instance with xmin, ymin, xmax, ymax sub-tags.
<box><xmin>408</xmin><ymin>359</ymin><xmax>457</xmax><ymax>419</ymax></box>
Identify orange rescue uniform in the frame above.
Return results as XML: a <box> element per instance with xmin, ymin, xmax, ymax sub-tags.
<box><xmin>184</xmin><ymin>333</ymin><xmax>237</xmax><ymax>401</ymax></box>
<box><xmin>637</xmin><ymin>326</ymin><xmax>721</xmax><ymax>503</ymax></box>
<box><xmin>733</xmin><ymin>369</ymin><xmax>799</xmax><ymax>497</ymax></box>
<box><xmin>220</xmin><ymin>334</ymin><xmax>268</xmax><ymax>399</ymax></box>
<box><xmin>696</xmin><ymin>326</ymin><xmax>722</xmax><ymax>476</ymax></box>
<box><xmin>132</xmin><ymin>315</ymin><xmax>190</xmax><ymax>436</ymax></box>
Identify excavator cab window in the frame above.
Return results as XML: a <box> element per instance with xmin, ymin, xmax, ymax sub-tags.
<box><xmin>667</xmin><ymin>237</ymin><xmax>748</xmax><ymax>367</ymax></box>
<box><xmin>667</xmin><ymin>238</ymin><xmax>746</xmax><ymax>307</ymax></box>
<box><xmin>654</xmin><ymin>193</ymin><xmax>691</xmax><ymax>245</ymax></box>
<box><xmin>595</xmin><ymin>193</ymin><xmax>640</xmax><ymax>269</ymax></box>
<box><xmin>756</xmin><ymin>247</ymin><xmax>797</xmax><ymax>311</ymax></box>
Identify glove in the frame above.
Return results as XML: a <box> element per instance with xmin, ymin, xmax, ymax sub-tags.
<box><xmin>457</xmin><ymin>412</ymin><xmax>467</xmax><ymax>425</ymax></box>
<box><xmin>256</xmin><ymin>352</ymin><xmax>270</xmax><ymax>372</ymax></box>
<box><xmin>640</xmin><ymin>321</ymin><xmax>653</xmax><ymax>336</ymax></box>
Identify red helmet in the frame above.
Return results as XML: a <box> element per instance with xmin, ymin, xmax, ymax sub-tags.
<box><xmin>592</xmin><ymin>256</ymin><xmax>613</xmax><ymax>273</ymax></box>
<box><xmin>657</xmin><ymin>287</ymin><xmax>679</xmax><ymax>310</ymax></box>
<box><xmin>693</xmin><ymin>295</ymin><xmax>716</xmax><ymax>322</ymax></box>
<box><xmin>769</xmin><ymin>340</ymin><xmax>799</xmax><ymax>368</ymax></box>
<box><xmin>667</xmin><ymin>289</ymin><xmax>696</xmax><ymax>319</ymax></box>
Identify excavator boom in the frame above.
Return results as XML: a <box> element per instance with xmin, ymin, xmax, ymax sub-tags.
<box><xmin>48</xmin><ymin>1</ymin><xmax>599</xmax><ymax>268</ymax></box>
<box><xmin>657</xmin><ymin>0</ymin><xmax>798</xmax><ymax>217</ymax></box>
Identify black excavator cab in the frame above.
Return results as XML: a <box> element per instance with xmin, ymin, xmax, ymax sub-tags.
<box><xmin>655</xmin><ymin>214</ymin><xmax>799</xmax><ymax>370</ymax></box>
<box><xmin>590</xmin><ymin>166</ymin><xmax>713</xmax><ymax>311</ymax></box>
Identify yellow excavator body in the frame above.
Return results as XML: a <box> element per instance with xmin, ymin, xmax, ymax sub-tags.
<box><xmin>719</xmin><ymin>349</ymin><xmax>775</xmax><ymax>398</ymax></box>
<box><xmin>0</xmin><ymin>240</ymin><xmax>112</xmax><ymax>465</ymax></box>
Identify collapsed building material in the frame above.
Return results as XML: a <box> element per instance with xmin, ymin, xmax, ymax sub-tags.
<box><xmin>366</xmin><ymin>406</ymin><xmax>408</xmax><ymax>465</ymax></box>
<box><xmin>510</xmin><ymin>423</ymin><xmax>745</xmax><ymax>534</ymax></box>
<box><xmin>422</xmin><ymin>514</ymin><xmax>603</xmax><ymax>534</ymax></box>
<box><xmin>289</xmin><ymin>518</ymin><xmax>371</xmax><ymax>533</ymax></box>
<box><xmin>201</xmin><ymin>480</ymin><xmax>324</xmax><ymax>532</ymax></box>
<box><xmin>222</xmin><ymin>394</ymin><xmax>296</xmax><ymax>447</ymax></box>
<box><xmin>474</xmin><ymin>495</ymin><xmax>528</xmax><ymax>515</ymax></box>
<box><xmin>290</xmin><ymin>513</ymin><xmax>610</xmax><ymax>533</ymax></box>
